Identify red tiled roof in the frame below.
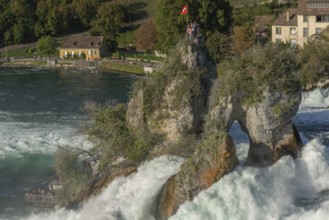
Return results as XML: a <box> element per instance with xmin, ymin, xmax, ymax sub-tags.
<box><xmin>298</xmin><ymin>0</ymin><xmax>329</xmax><ymax>15</ymax></box>
<box><xmin>272</xmin><ymin>9</ymin><xmax>298</xmax><ymax>26</ymax></box>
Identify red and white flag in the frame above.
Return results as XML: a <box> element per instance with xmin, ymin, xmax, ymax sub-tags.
<box><xmin>180</xmin><ymin>4</ymin><xmax>188</xmax><ymax>15</ymax></box>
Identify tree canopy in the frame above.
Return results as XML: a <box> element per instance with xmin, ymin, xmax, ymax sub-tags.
<box><xmin>36</xmin><ymin>35</ymin><xmax>58</xmax><ymax>56</ymax></box>
<box><xmin>0</xmin><ymin>0</ymin><xmax>124</xmax><ymax>47</ymax></box>
<box><xmin>155</xmin><ymin>0</ymin><xmax>232</xmax><ymax>53</ymax></box>
<box><xmin>90</xmin><ymin>2</ymin><xmax>124</xmax><ymax>49</ymax></box>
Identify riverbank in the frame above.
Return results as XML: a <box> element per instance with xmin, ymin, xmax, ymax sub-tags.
<box><xmin>0</xmin><ymin>59</ymin><xmax>157</xmax><ymax>75</ymax></box>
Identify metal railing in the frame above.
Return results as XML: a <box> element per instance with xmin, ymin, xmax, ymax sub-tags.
<box><xmin>157</xmin><ymin>37</ymin><xmax>186</xmax><ymax>72</ymax></box>
<box><xmin>25</xmin><ymin>194</ymin><xmax>56</xmax><ymax>206</ymax></box>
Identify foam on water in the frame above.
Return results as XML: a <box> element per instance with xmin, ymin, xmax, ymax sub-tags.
<box><xmin>300</xmin><ymin>88</ymin><xmax>329</xmax><ymax>109</ymax></box>
<box><xmin>170</xmin><ymin>139</ymin><xmax>329</xmax><ymax>220</ymax></box>
<box><xmin>0</xmin><ymin>111</ymin><xmax>92</xmax><ymax>157</ymax></box>
<box><xmin>25</xmin><ymin>155</ymin><xmax>184</xmax><ymax>220</ymax></box>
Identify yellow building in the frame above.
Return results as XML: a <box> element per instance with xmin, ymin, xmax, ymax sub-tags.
<box><xmin>272</xmin><ymin>0</ymin><xmax>329</xmax><ymax>46</ymax></box>
<box><xmin>59</xmin><ymin>35</ymin><xmax>108</xmax><ymax>60</ymax></box>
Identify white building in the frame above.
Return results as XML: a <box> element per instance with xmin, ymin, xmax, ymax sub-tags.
<box><xmin>272</xmin><ymin>0</ymin><xmax>329</xmax><ymax>46</ymax></box>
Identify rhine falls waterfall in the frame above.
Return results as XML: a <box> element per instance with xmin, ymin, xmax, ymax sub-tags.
<box><xmin>22</xmin><ymin>88</ymin><xmax>329</xmax><ymax>220</ymax></box>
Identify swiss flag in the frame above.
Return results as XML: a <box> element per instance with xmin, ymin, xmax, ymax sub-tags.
<box><xmin>180</xmin><ymin>4</ymin><xmax>188</xmax><ymax>15</ymax></box>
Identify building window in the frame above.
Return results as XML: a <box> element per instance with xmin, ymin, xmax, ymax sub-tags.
<box><xmin>94</xmin><ymin>50</ymin><xmax>97</xmax><ymax>55</ymax></box>
<box><xmin>316</xmin><ymin>15</ymin><xmax>329</xmax><ymax>22</ymax></box>
<box><xmin>276</xmin><ymin>27</ymin><xmax>281</xmax><ymax>35</ymax></box>
<box><xmin>316</xmin><ymin>28</ymin><xmax>323</xmax><ymax>34</ymax></box>
<box><xmin>303</xmin><ymin>15</ymin><xmax>307</xmax><ymax>22</ymax></box>
<box><xmin>290</xmin><ymin>27</ymin><xmax>296</xmax><ymax>35</ymax></box>
<box><xmin>307</xmin><ymin>2</ymin><xmax>329</xmax><ymax>8</ymax></box>
<box><xmin>303</xmin><ymin>28</ymin><xmax>308</xmax><ymax>37</ymax></box>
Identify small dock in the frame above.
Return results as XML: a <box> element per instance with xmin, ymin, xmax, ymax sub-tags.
<box><xmin>24</xmin><ymin>193</ymin><xmax>56</xmax><ymax>207</ymax></box>
<box><xmin>24</xmin><ymin>177</ymin><xmax>63</xmax><ymax>207</ymax></box>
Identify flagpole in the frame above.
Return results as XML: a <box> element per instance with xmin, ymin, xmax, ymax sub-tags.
<box><xmin>187</xmin><ymin>3</ymin><xmax>188</xmax><ymax>24</ymax></box>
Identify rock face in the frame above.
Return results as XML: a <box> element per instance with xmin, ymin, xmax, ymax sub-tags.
<box><xmin>126</xmin><ymin>39</ymin><xmax>217</xmax><ymax>145</ymax></box>
<box><xmin>242</xmin><ymin>88</ymin><xmax>302</xmax><ymax>165</ymax></box>
<box><xmin>207</xmin><ymin>87</ymin><xmax>302</xmax><ymax>166</ymax></box>
<box><xmin>156</xmin><ymin>133</ymin><xmax>238</xmax><ymax>219</ymax></box>
<box><xmin>127</xmin><ymin>39</ymin><xmax>304</xmax><ymax>219</ymax></box>
<box><xmin>156</xmin><ymin>86</ymin><xmax>303</xmax><ymax>219</ymax></box>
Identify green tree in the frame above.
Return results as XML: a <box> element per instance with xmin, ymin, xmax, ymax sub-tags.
<box><xmin>72</xmin><ymin>0</ymin><xmax>99</xmax><ymax>28</ymax></box>
<box><xmin>135</xmin><ymin>19</ymin><xmax>157</xmax><ymax>51</ymax></box>
<box><xmin>12</xmin><ymin>22</ymin><xmax>25</xmax><ymax>43</ymax></box>
<box><xmin>155</xmin><ymin>0</ymin><xmax>232</xmax><ymax>53</ymax></box>
<box><xmin>90</xmin><ymin>2</ymin><xmax>124</xmax><ymax>49</ymax></box>
<box><xmin>232</xmin><ymin>25</ymin><xmax>253</xmax><ymax>54</ymax></box>
<box><xmin>36</xmin><ymin>36</ymin><xmax>58</xmax><ymax>56</ymax></box>
<box><xmin>205</xmin><ymin>31</ymin><xmax>231</xmax><ymax>63</ymax></box>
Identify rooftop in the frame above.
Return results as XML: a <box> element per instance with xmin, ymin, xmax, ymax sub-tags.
<box><xmin>254</xmin><ymin>16</ymin><xmax>273</xmax><ymax>32</ymax></box>
<box><xmin>60</xmin><ymin>35</ymin><xmax>104</xmax><ymax>49</ymax></box>
<box><xmin>298</xmin><ymin>0</ymin><xmax>329</xmax><ymax>15</ymax></box>
<box><xmin>272</xmin><ymin>9</ymin><xmax>298</xmax><ymax>26</ymax></box>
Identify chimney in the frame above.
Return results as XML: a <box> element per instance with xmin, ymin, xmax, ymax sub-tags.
<box><xmin>286</xmin><ymin>9</ymin><xmax>290</xmax><ymax>21</ymax></box>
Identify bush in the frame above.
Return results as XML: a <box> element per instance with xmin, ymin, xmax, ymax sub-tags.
<box><xmin>210</xmin><ymin>43</ymin><xmax>299</xmax><ymax>108</ymax></box>
<box><xmin>85</xmin><ymin>103</ymin><xmax>159</xmax><ymax>169</ymax></box>
<box><xmin>206</xmin><ymin>31</ymin><xmax>231</xmax><ymax>63</ymax></box>
<box><xmin>297</xmin><ymin>41</ymin><xmax>329</xmax><ymax>88</ymax></box>
<box><xmin>135</xmin><ymin>19</ymin><xmax>157</xmax><ymax>51</ymax></box>
<box><xmin>54</xmin><ymin>146</ymin><xmax>90</xmax><ymax>206</ymax></box>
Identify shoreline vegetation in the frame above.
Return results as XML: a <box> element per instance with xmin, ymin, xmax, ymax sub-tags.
<box><xmin>0</xmin><ymin>58</ymin><xmax>158</xmax><ymax>75</ymax></box>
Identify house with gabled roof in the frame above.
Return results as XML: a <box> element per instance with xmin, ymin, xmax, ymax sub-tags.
<box><xmin>272</xmin><ymin>0</ymin><xmax>329</xmax><ymax>46</ymax></box>
<box><xmin>59</xmin><ymin>35</ymin><xmax>109</xmax><ymax>60</ymax></box>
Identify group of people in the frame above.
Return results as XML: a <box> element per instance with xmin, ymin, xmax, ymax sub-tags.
<box><xmin>25</xmin><ymin>187</ymin><xmax>47</xmax><ymax>199</ymax></box>
<box><xmin>186</xmin><ymin>21</ymin><xmax>200</xmax><ymax>40</ymax></box>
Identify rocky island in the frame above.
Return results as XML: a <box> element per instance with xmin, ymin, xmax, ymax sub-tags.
<box><xmin>53</xmin><ymin>34</ymin><xmax>329</xmax><ymax>219</ymax></box>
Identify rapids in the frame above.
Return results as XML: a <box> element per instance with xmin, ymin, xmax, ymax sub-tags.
<box><xmin>1</xmin><ymin>68</ymin><xmax>329</xmax><ymax>220</ymax></box>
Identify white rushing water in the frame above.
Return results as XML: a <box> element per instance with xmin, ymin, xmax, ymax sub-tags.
<box><xmin>171</xmin><ymin>139</ymin><xmax>329</xmax><ymax>220</ymax></box>
<box><xmin>0</xmin><ymin>111</ymin><xmax>92</xmax><ymax>157</ymax></box>
<box><xmin>26</xmin><ymin>156</ymin><xmax>184</xmax><ymax>220</ymax></box>
<box><xmin>14</xmin><ymin>89</ymin><xmax>329</xmax><ymax>220</ymax></box>
<box><xmin>300</xmin><ymin>88</ymin><xmax>329</xmax><ymax>109</ymax></box>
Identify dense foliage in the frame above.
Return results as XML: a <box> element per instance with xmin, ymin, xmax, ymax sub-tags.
<box><xmin>297</xmin><ymin>28</ymin><xmax>329</xmax><ymax>88</ymax></box>
<box><xmin>84</xmin><ymin>102</ymin><xmax>159</xmax><ymax>169</ymax></box>
<box><xmin>135</xmin><ymin>19</ymin><xmax>157</xmax><ymax>51</ymax></box>
<box><xmin>0</xmin><ymin>0</ymin><xmax>127</xmax><ymax>46</ymax></box>
<box><xmin>36</xmin><ymin>36</ymin><xmax>58</xmax><ymax>56</ymax></box>
<box><xmin>213</xmin><ymin>43</ymin><xmax>299</xmax><ymax>107</ymax></box>
<box><xmin>90</xmin><ymin>2</ymin><xmax>124</xmax><ymax>49</ymax></box>
<box><xmin>155</xmin><ymin>0</ymin><xmax>232</xmax><ymax>53</ymax></box>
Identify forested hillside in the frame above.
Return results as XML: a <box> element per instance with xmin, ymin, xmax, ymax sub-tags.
<box><xmin>0</xmin><ymin>0</ymin><xmax>155</xmax><ymax>47</ymax></box>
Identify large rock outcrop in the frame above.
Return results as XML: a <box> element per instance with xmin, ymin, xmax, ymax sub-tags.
<box><xmin>156</xmin><ymin>133</ymin><xmax>238</xmax><ymax>219</ymax></box>
<box><xmin>126</xmin><ymin>39</ymin><xmax>217</xmax><ymax>146</ymax></box>
<box><xmin>155</xmin><ymin>44</ymin><xmax>304</xmax><ymax>219</ymax></box>
<box><xmin>207</xmin><ymin>87</ymin><xmax>302</xmax><ymax>166</ymax></box>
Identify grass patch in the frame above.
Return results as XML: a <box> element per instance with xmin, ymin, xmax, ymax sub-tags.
<box><xmin>0</xmin><ymin>47</ymin><xmax>59</xmax><ymax>58</ymax></box>
<box><xmin>99</xmin><ymin>61</ymin><xmax>145</xmax><ymax>75</ymax></box>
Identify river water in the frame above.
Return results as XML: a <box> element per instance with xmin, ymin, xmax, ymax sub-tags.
<box><xmin>0</xmin><ymin>67</ymin><xmax>137</xmax><ymax>219</ymax></box>
<box><xmin>1</xmin><ymin>67</ymin><xmax>329</xmax><ymax>220</ymax></box>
